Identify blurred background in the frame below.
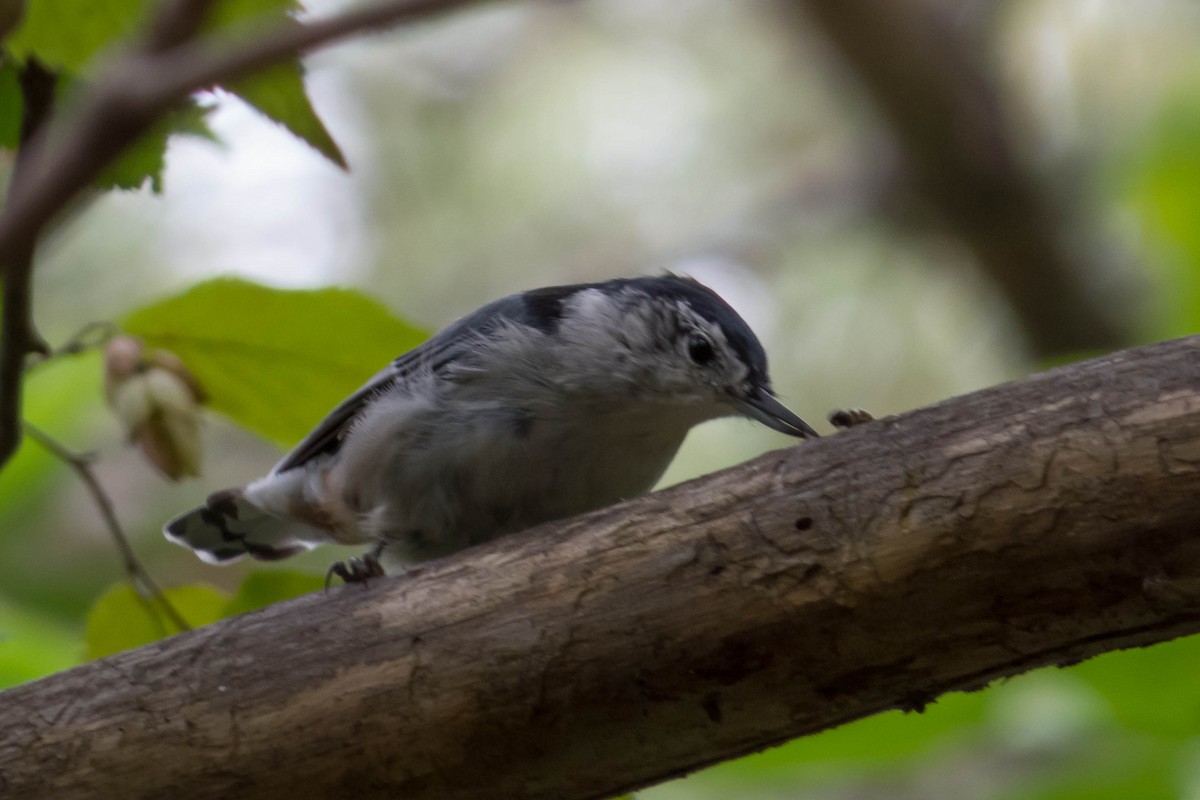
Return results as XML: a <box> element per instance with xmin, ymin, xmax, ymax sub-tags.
<box><xmin>5</xmin><ymin>0</ymin><xmax>1200</xmax><ymax>797</ymax></box>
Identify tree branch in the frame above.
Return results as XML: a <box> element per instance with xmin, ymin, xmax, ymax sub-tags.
<box><xmin>3</xmin><ymin>335</ymin><xmax>1199</xmax><ymax>800</ymax></box>
<box><xmin>0</xmin><ymin>0</ymin><xmax>487</xmax><ymax>264</ymax></box>
<box><xmin>0</xmin><ymin>60</ymin><xmax>56</xmax><ymax>469</ymax></box>
<box><xmin>796</xmin><ymin>1</ymin><xmax>1131</xmax><ymax>357</ymax></box>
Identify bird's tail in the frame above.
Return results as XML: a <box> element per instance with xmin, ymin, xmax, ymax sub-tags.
<box><xmin>164</xmin><ymin>488</ymin><xmax>325</xmax><ymax>564</ymax></box>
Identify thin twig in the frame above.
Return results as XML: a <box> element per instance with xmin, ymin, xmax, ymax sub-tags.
<box><xmin>144</xmin><ymin>0</ymin><xmax>220</xmax><ymax>53</ymax></box>
<box><xmin>23</xmin><ymin>422</ymin><xmax>190</xmax><ymax>633</ymax></box>
<box><xmin>0</xmin><ymin>61</ymin><xmax>57</xmax><ymax>471</ymax></box>
<box><xmin>24</xmin><ymin>321</ymin><xmax>118</xmax><ymax>373</ymax></box>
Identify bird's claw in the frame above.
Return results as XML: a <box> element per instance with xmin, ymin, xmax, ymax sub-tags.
<box><xmin>325</xmin><ymin>551</ymin><xmax>386</xmax><ymax>590</ymax></box>
<box><xmin>828</xmin><ymin>408</ymin><xmax>875</xmax><ymax>430</ymax></box>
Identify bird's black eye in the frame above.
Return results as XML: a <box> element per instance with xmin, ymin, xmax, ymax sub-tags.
<box><xmin>687</xmin><ymin>334</ymin><xmax>715</xmax><ymax>366</ymax></box>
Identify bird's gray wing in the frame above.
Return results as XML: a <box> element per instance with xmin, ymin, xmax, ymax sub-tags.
<box><xmin>269</xmin><ymin>291</ymin><xmax>571</xmax><ymax>474</ymax></box>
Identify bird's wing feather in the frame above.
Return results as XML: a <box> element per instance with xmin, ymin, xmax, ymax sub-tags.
<box><xmin>270</xmin><ymin>293</ymin><xmax>556</xmax><ymax>474</ymax></box>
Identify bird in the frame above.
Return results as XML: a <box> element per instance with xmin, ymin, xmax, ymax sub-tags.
<box><xmin>164</xmin><ymin>275</ymin><xmax>818</xmax><ymax>583</ymax></box>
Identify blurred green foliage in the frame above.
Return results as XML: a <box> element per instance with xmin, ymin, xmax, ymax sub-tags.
<box><xmin>222</xmin><ymin>570</ymin><xmax>325</xmax><ymax>617</ymax></box>
<box><xmin>0</xmin><ymin>600</ymin><xmax>79</xmax><ymax>686</ymax></box>
<box><xmin>85</xmin><ymin>582</ymin><xmax>228</xmax><ymax>659</ymax></box>
<box><xmin>1123</xmin><ymin>74</ymin><xmax>1200</xmax><ymax>341</ymax></box>
<box><xmin>85</xmin><ymin>571</ymin><xmax>323</xmax><ymax>659</ymax></box>
<box><xmin>0</xmin><ymin>60</ymin><xmax>19</xmax><ymax>148</ymax></box>
<box><xmin>646</xmin><ymin>639</ymin><xmax>1200</xmax><ymax>799</ymax></box>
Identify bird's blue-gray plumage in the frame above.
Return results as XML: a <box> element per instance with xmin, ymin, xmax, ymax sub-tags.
<box><xmin>165</xmin><ymin>275</ymin><xmax>815</xmax><ymax>574</ymax></box>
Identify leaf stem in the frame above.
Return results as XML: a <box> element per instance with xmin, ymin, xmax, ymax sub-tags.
<box><xmin>24</xmin><ymin>321</ymin><xmax>119</xmax><ymax>374</ymax></box>
<box><xmin>23</xmin><ymin>422</ymin><xmax>190</xmax><ymax>634</ymax></box>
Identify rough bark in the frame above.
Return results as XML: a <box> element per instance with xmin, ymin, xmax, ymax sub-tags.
<box><xmin>3</xmin><ymin>336</ymin><xmax>1200</xmax><ymax>800</ymax></box>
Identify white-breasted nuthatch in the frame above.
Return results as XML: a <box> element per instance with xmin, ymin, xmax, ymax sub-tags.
<box><xmin>165</xmin><ymin>275</ymin><xmax>817</xmax><ymax>582</ymax></box>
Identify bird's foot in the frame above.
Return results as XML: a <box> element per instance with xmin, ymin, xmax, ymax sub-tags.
<box><xmin>828</xmin><ymin>408</ymin><xmax>876</xmax><ymax>430</ymax></box>
<box><xmin>325</xmin><ymin>550</ymin><xmax>386</xmax><ymax>590</ymax></box>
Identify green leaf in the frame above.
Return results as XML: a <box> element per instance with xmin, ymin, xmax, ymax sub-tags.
<box><xmin>122</xmin><ymin>277</ymin><xmax>428</xmax><ymax>448</ymax></box>
<box><xmin>0</xmin><ymin>599</ymin><xmax>81</xmax><ymax>688</ymax></box>
<box><xmin>223</xmin><ymin>570</ymin><xmax>324</xmax><ymax>617</ymax></box>
<box><xmin>84</xmin><ymin>573</ymin><xmax>321</xmax><ymax>663</ymax></box>
<box><xmin>85</xmin><ymin>583</ymin><xmax>229</xmax><ymax>659</ymax></box>
<box><xmin>208</xmin><ymin>0</ymin><xmax>300</xmax><ymax>28</ymax></box>
<box><xmin>7</xmin><ymin>0</ymin><xmax>336</xmax><ymax>185</ymax></box>
<box><xmin>94</xmin><ymin>98</ymin><xmax>216</xmax><ymax>192</ymax></box>
<box><xmin>227</xmin><ymin>59</ymin><xmax>347</xmax><ymax>169</ymax></box>
<box><xmin>3</xmin><ymin>54</ymin><xmax>216</xmax><ymax>193</ymax></box>
<box><xmin>96</xmin><ymin>116</ymin><xmax>169</xmax><ymax>192</ymax></box>
<box><xmin>205</xmin><ymin>0</ymin><xmax>346</xmax><ymax>169</ymax></box>
<box><xmin>5</xmin><ymin>0</ymin><xmax>149</xmax><ymax>74</ymax></box>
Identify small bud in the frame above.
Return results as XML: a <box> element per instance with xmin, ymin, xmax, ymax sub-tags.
<box><xmin>103</xmin><ymin>335</ymin><xmax>143</xmax><ymax>399</ymax></box>
<box><xmin>104</xmin><ymin>336</ymin><xmax>206</xmax><ymax>481</ymax></box>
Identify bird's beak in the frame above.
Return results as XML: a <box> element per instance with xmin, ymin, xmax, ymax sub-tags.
<box><xmin>734</xmin><ymin>388</ymin><xmax>819</xmax><ymax>439</ymax></box>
